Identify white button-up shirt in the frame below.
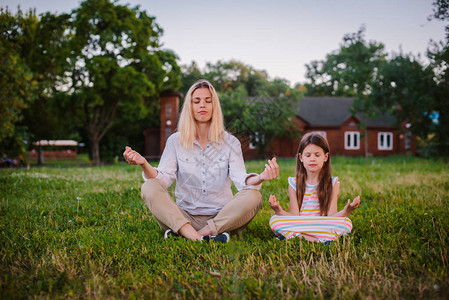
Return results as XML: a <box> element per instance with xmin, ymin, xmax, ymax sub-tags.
<box><xmin>143</xmin><ymin>132</ymin><xmax>261</xmax><ymax>215</ymax></box>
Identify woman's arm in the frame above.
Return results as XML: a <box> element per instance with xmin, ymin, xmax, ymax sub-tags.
<box><xmin>245</xmin><ymin>157</ymin><xmax>279</xmax><ymax>185</ymax></box>
<box><xmin>123</xmin><ymin>146</ymin><xmax>157</xmax><ymax>179</ymax></box>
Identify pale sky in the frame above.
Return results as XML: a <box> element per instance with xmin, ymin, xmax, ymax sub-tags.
<box><xmin>2</xmin><ymin>0</ymin><xmax>446</xmax><ymax>86</ymax></box>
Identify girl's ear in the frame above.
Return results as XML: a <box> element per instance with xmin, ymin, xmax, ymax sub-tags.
<box><xmin>298</xmin><ymin>153</ymin><xmax>303</xmax><ymax>162</ymax></box>
<box><xmin>324</xmin><ymin>152</ymin><xmax>329</xmax><ymax>162</ymax></box>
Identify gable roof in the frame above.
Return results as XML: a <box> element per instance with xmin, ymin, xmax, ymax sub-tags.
<box><xmin>295</xmin><ymin>97</ymin><xmax>397</xmax><ymax>127</ymax></box>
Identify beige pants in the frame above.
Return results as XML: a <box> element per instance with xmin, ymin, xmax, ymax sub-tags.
<box><xmin>141</xmin><ymin>179</ymin><xmax>262</xmax><ymax>236</ymax></box>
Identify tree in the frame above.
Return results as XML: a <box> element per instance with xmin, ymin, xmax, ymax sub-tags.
<box><xmin>1</xmin><ymin>7</ymin><xmax>72</xmax><ymax>163</ymax></box>
<box><xmin>0</xmin><ymin>47</ymin><xmax>35</xmax><ymax>143</ymax></box>
<box><xmin>430</xmin><ymin>0</ymin><xmax>449</xmax><ymax>39</ymax></box>
<box><xmin>221</xmin><ymin>78</ymin><xmax>302</xmax><ymax>157</ymax></box>
<box><xmin>21</xmin><ymin>12</ymin><xmax>72</xmax><ymax>164</ymax></box>
<box><xmin>305</xmin><ymin>27</ymin><xmax>388</xmax><ymax>156</ymax></box>
<box><xmin>369</xmin><ymin>54</ymin><xmax>436</xmax><ymax>139</ymax></box>
<box><xmin>246</xmin><ymin>97</ymin><xmax>301</xmax><ymax>156</ymax></box>
<box><xmin>180</xmin><ymin>61</ymin><xmax>205</xmax><ymax>96</ymax></box>
<box><xmin>181</xmin><ymin>59</ymin><xmax>270</xmax><ymax>96</ymax></box>
<box><xmin>429</xmin><ymin>0</ymin><xmax>449</xmax><ymax>155</ymax></box>
<box><xmin>181</xmin><ymin>59</ymin><xmax>302</xmax><ymax>157</ymax></box>
<box><xmin>305</xmin><ymin>26</ymin><xmax>386</xmax><ymax>97</ymax></box>
<box><xmin>0</xmin><ymin>47</ymin><xmax>36</xmax><ymax>156</ymax></box>
<box><xmin>67</xmin><ymin>0</ymin><xmax>180</xmax><ymax>165</ymax></box>
<box><xmin>203</xmin><ymin>60</ymin><xmax>268</xmax><ymax>96</ymax></box>
<box><xmin>0</xmin><ymin>8</ymin><xmax>39</xmax><ymax>156</ymax></box>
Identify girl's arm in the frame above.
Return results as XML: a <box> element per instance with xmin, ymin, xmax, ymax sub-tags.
<box><xmin>288</xmin><ymin>185</ymin><xmax>301</xmax><ymax>215</ymax></box>
<box><xmin>268</xmin><ymin>194</ymin><xmax>292</xmax><ymax>216</ymax></box>
<box><xmin>269</xmin><ymin>183</ymin><xmax>299</xmax><ymax>216</ymax></box>
<box><xmin>327</xmin><ymin>181</ymin><xmax>340</xmax><ymax>215</ymax></box>
<box><xmin>327</xmin><ymin>180</ymin><xmax>361</xmax><ymax>217</ymax></box>
<box><xmin>331</xmin><ymin>196</ymin><xmax>361</xmax><ymax>217</ymax></box>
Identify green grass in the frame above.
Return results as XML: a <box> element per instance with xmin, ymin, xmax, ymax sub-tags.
<box><xmin>26</xmin><ymin>153</ymin><xmax>92</xmax><ymax>167</ymax></box>
<box><xmin>1</xmin><ymin>156</ymin><xmax>448</xmax><ymax>299</ymax></box>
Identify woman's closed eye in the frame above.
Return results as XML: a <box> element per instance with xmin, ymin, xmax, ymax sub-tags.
<box><xmin>193</xmin><ymin>98</ymin><xmax>212</xmax><ymax>104</ymax></box>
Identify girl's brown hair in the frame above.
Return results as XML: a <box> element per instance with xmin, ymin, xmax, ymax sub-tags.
<box><xmin>295</xmin><ymin>132</ymin><xmax>333</xmax><ymax>216</ymax></box>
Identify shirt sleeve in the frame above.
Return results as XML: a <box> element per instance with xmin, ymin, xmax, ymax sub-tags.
<box><xmin>332</xmin><ymin>176</ymin><xmax>339</xmax><ymax>186</ymax></box>
<box><xmin>288</xmin><ymin>177</ymin><xmax>296</xmax><ymax>191</ymax></box>
<box><xmin>228</xmin><ymin>135</ymin><xmax>261</xmax><ymax>191</ymax></box>
<box><xmin>142</xmin><ymin>135</ymin><xmax>177</xmax><ymax>189</ymax></box>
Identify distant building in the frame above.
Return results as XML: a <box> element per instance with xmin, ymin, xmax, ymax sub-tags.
<box><xmin>244</xmin><ymin>97</ymin><xmax>415</xmax><ymax>159</ymax></box>
<box><xmin>145</xmin><ymin>96</ymin><xmax>415</xmax><ymax>160</ymax></box>
<box><xmin>29</xmin><ymin>140</ymin><xmax>80</xmax><ymax>160</ymax></box>
<box><xmin>143</xmin><ymin>91</ymin><xmax>181</xmax><ymax>160</ymax></box>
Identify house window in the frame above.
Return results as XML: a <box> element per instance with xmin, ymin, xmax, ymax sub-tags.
<box><xmin>378</xmin><ymin>132</ymin><xmax>393</xmax><ymax>150</ymax></box>
<box><xmin>249</xmin><ymin>132</ymin><xmax>264</xmax><ymax>150</ymax></box>
<box><xmin>345</xmin><ymin>132</ymin><xmax>360</xmax><ymax>150</ymax></box>
<box><xmin>166</xmin><ymin>103</ymin><xmax>172</xmax><ymax>118</ymax></box>
<box><xmin>405</xmin><ymin>131</ymin><xmax>412</xmax><ymax>150</ymax></box>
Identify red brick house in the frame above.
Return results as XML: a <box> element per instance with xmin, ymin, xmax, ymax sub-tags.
<box><xmin>145</xmin><ymin>95</ymin><xmax>415</xmax><ymax>160</ymax></box>
<box><xmin>243</xmin><ymin>97</ymin><xmax>415</xmax><ymax>159</ymax></box>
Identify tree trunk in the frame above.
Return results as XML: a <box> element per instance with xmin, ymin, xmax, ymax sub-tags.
<box><xmin>91</xmin><ymin>138</ymin><xmax>101</xmax><ymax>166</ymax></box>
<box><xmin>86</xmin><ymin>103</ymin><xmax>117</xmax><ymax>166</ymax></box>
<box><xmin>88</xmin><ymin>129</ymin><xmax>101</xmax><ymax>166</ymax></box>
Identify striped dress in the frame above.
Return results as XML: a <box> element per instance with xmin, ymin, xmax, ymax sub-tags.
<box><xmin>269</xmin><ymin>177</ymin><xmax>353</xmax><ymax>242</ymax></box>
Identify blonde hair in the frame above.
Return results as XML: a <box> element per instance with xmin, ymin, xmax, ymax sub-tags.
<box><xmin>178</xmin><ymin>79</ymin><xmax>224</xmax><ymax>148</ymax></box>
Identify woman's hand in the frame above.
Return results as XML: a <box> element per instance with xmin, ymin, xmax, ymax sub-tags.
<box><xmin>259</xmin><ymin>157</ymin><xmax>279</xmax><ymax>182</ymax></box>
<box><xmin>268</xmin><ymin>194</ymin><xmax>281</xmax><ymax>213</ymax></box>
<box><xmin>123</xmin><ymin>146</ymin><xmax>146</xmax><ymax>165</ymax></box>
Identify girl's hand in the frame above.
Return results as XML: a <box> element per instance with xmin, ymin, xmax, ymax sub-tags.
<box><xmin>343</xmin><ymin>195</ymin><xmax>361</xmax><ymax>216</ymax></box>
<box><xmin>259</xmin><ymin>157</ymin><xmax>279</xmax><ymax>182</ymax></box>
<box><xmin>269</xmin><ymin>194</ymin><xmax>281</xmax><ymax>212</ymax></box>
<box><xmin>123</xmin><ymin>146</ymin><xmax>146</xmax><ymax>165</ymax></box>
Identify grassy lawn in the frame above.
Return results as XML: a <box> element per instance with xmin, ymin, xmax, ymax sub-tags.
<box><xmin>26</xmin><ymin>153</ymin><xmax>92</xmax><ymax>167</ymax></box>
<box><xmin>1</xmin><ymin>156</ymin><xmax>448</xmax><ymax>299</ymax></box>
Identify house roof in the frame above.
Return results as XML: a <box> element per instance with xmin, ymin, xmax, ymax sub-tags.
<box><xmin>295</xmin><ymin>97</ymin><xmax>397</xmax><ymax>127</ymax></box>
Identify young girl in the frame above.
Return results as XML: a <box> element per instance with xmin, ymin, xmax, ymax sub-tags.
<box><xmin>269</xmin><ymin>132</ymin><xmax>360</xmax><ymax>243</ymax></box>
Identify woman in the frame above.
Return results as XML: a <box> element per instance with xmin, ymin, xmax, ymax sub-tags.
<box><xmin>123</xmin><ymin>79</ymin><xmax>279</xmax><ymax>242</ymax></box>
